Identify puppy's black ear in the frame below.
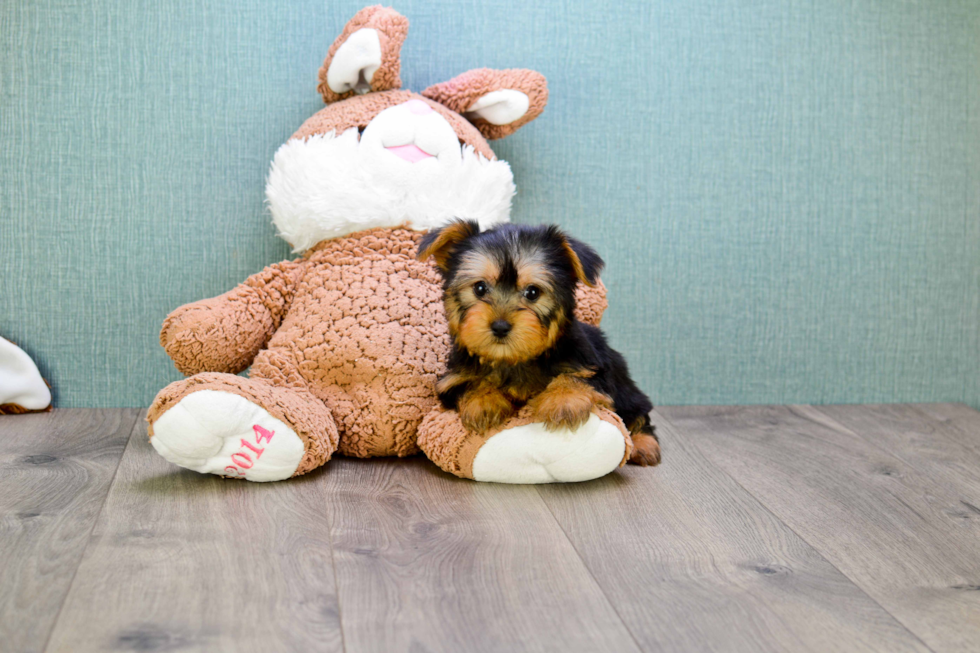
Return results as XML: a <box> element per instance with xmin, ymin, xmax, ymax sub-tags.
<box><xmin>562</xmin><ymin>236</ymin><xmax>604</xmax><ymax>287</ymax></box>
<box><xmin>417</xmin><ymin>219</ymin><xmax>480</xmax><ymax>271</ymax></box>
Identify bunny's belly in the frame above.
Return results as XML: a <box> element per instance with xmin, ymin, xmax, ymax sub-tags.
<box><xmin>261</xmin><ymin>228</ymin><xmax>450</xmax><ymax>457</ymax></box>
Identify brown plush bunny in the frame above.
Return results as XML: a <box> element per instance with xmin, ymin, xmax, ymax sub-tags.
<box><xmin>148</xmin><ymin>6</ymin><xmax>637</xmax><ymax>483</ymax></box>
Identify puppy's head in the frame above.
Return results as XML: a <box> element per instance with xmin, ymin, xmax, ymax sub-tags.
<box><xmin>418</xmin><ymin>220</ymin><xmax>603</xmax><ymax>364</ymax></box>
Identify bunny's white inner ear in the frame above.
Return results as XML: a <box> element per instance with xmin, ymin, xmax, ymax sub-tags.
<box><xmin>465</xmin><ymin>89</ymin><xmax>530</xmax><ymax>125</ymax></box>
<box><xmin>326</xmin><ymin>28</ymin><xmax>382</xmax><ymax>95</ymax></box>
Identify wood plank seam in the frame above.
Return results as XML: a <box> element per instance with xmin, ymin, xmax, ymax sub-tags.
<box><xmin>655</xmin><ymin>407</ymin><xmax>939</xmax><ymax>653</ymax></box>
<box><xmin>908</xmin><ymin>403</ymin><xmax>980</xmax><ymax>457</ymax></box>
<box><xmin>45</xmin><ymin>411</ymin><xmax>346</xmax><ymax>652</ymax></box>
<box><xmin>323</xmin><ymin>502</ymin><xmax>350</xmax><ymax>653</ymax></box>
<box><xmin>534</xmin><ymin>486</ymin><xmax>647</xmax><ymax>653</ymax></box>
<box><xmin>803</xmin><ymin>403</ymin><xmax>980</xmax><ymax>651</ymax></box>
<box><xmin>38</xmin><ymin>409</ymin><xmax>142</xmax><ymax>653</ymax></box>
<box><xmin>321</xmin><ymin>456</ymin><xmax>643</xmax><ymax>652</ymax></box>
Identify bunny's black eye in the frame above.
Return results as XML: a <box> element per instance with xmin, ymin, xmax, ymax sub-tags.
<box><xmin>474</xmin><ymin>281</ymin><xmax>489</xmax><ymax>298</ymax></box>
<box><xmin>523</xmin><ymin>285</ymin><xmax>541</xmax><ymax>302</ymax></box>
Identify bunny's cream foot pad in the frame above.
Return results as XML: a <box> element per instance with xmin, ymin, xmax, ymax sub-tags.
<box><xmin>472</xmin><ymin>414</ymin><xmax>626</xmax><ymax>484</ymax></box>
<box><xmin>150</xmin><ymin>390</ymin><xmax>305</xmax><ymax>482</ymax></box>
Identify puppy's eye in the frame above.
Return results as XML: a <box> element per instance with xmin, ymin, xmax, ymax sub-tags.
<box><xmin>523</xmin><ymin>285</ymin><xmax>541</xmax><ymax>302</ymax></box>
<box><xmin>473</xmin><ymin>281</ymin><xmax>489</xmax><ymax>298</ymax></box>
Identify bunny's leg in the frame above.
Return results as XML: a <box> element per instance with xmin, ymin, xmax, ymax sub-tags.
<box><xmin>418</xmin><ymin>405</ymin><xmax>633</xmax><ymax>484</ymax></box>
<box><xmin>148</xmin><ymin>372</ymin><xmax>337</xmax><ymax>482</ymax></box>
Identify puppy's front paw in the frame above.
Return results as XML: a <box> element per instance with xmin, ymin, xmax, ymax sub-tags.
<box><xmin>628</xmin><ymin>433</ymin><xmax>661</xmax><ymax>466</ymax></box>
<box><xmin>529</xmin><ymin>376</ymin><xmax>611</xmax><ymax>432</ymax></box>
<box><xmin>458</xmin><ymin>386</ymin><xmax>515</xmax><ymax>434</ymax></box>
<box><xmin>536</xmin><ymin>400</ymin><xmax>592</xmax><ymax>431</ymax></box>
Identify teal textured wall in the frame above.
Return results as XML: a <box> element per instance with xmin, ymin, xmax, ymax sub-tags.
<box><xmin>1</xmin><ymin>0</ymin><xmax>978</xmax><ymax>408</ymax></box>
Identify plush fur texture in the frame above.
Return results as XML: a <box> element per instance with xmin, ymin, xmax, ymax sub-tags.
<box><xmin>419</xmin><ymin>221</ymin><xmax>661</xmax><ymax>466</ymax></box>
<box><xmin>267</xmin><ymin>128</ymin><xmax>515</xmax><ymax>251</ymax></box>
<box><xmin>290</xmin><ymin>90</ymin><xmax>497</xmax><ymax>160</ymax></box>
<box><xmin>423</xmin><ymin>68</ymin><xmax>549</xmax><ymax>140</ymax></box>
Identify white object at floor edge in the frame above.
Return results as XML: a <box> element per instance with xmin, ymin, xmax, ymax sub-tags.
<box><xmin>0</xmin><ymin>337</ymin><xmax>51</xmax><ymax>410</ymax></box>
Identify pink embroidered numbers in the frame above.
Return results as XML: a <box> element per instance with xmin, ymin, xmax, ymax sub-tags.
<box><xmin>223</xmin><ymin>424</ymin><xmax>276</xmax><ymax>478</ymax></box>
<box><xmin>253</xmin><ymin>424</ymin><xmax>275</xmax><ymax>444</ymax></box>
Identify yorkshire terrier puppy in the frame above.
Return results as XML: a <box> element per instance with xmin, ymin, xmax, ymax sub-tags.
<box><xmin>417</xmin><ymin>220</ymin><xmax>661</xmax><ymax>466</ymax></box>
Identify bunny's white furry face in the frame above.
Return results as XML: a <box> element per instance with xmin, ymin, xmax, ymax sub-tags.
<box><xmin>266</xmin><ymin>98</ymin><xmax>515</xmax><ymax>252</ymax></box>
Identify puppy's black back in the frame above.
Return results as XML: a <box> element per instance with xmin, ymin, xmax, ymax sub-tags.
<box><xmin>564</xmin><ymin>322</ymin><xmax>656</xmax><ymax>437</ymax></box>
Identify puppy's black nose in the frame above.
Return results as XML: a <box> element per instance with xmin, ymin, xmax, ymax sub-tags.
<box><xmin>491</xmin><ymin>319</ymin><xmax>512</xmax><ymax>338</ymax></box>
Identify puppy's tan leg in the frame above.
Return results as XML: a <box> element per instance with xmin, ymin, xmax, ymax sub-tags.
<box><xmin>458</xmin><ymin>383</ymin><xmax>515</xmax><ymax>434</ymax></box>
<box><xmin>529</xmin><ymin>375</ymin><xmax>612</xmax><ymax>431</ymax></box>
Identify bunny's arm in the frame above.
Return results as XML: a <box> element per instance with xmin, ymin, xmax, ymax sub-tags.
<box><xmin>160</xmin><ymin>259</ymin><xmax>307</xmax><ymax>376</ymax></box>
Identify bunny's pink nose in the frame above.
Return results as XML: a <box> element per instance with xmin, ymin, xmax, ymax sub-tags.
<box><xmin>404</xmin><ymin>99</ymin><xmax>433</xmax><ymax>115</ymax></box>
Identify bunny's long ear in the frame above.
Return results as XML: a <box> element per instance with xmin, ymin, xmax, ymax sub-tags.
<box><xmin>422</xmin><ymin>69</ymin><xmax>548</xmax><ymax>140</ymax></box>
<box><xmin>317</xmin><ymin>6</ymin><xmax>409</xmax><ymax>104</ymax></box>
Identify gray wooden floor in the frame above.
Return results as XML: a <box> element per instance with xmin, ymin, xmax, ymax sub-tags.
<box><xmin>2</xmin><ymin>405</ymin><xmax>979</xmax><ymax>652</ymax></box>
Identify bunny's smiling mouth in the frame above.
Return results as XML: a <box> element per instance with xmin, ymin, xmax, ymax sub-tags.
<box><xmin>385</xmin><ymin>143</ymin><xmax>435</xmax><ymax>163</ymax></box>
